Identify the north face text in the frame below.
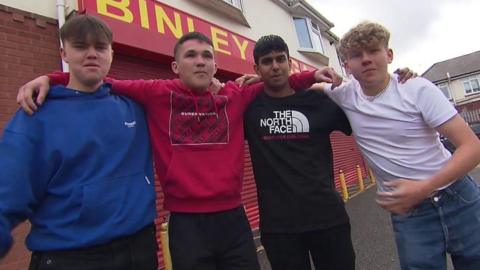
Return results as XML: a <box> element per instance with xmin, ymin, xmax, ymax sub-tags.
<box><xmin>260</xmin><ymin>110</ymin><xmax>310</xmax><ymax>134</ymax></box>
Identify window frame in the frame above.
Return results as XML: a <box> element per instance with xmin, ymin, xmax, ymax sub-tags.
<box><xmin>222</xmin><ymin>0</ymin><xmax>243</xmax><ymax>11</ymax></box>
<box><xmin>438</xmin><ymin>83</ymin><xmax>451</xmax><ymax>99</ymax></box>
<box><xmin>293</xmin><ymin>16</ymin><xmax>325</xmax><ymax>54</ymax></box>
<box><xmin>310</xmin><ymin>21</ymin><xmax>325</xmax><ymax>54</ymax></box>
<box><xmin>463</xmin><ymin>76</ymin><xmax>480</xmax><ymax>96</ymax></box>
<box><xmin>293</xmin><ymin>17</ymin><xmax>313</xmax><ymax>49</ymax></box>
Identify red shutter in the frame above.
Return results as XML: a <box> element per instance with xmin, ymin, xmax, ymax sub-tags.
<box><xmin>242</xmin><ymin>142</ymin><xmax>260</xmax><ymax>230</ymax></box>
<box><xmin>330</xmin><ymin>131</ymin><xmax>368</xmax><ymax>190</ymax></box>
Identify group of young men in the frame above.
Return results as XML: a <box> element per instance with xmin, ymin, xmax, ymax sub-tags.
<box><xmin>1</xmin><ymin>13</ymin><xmax>480</xmax><ymax>270</ymax></box>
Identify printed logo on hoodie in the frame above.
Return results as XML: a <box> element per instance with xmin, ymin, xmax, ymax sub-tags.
<box><xmin>169</xmin><ymin>92</ymin><xmax>229</xmax><ymax>145</ymax></box>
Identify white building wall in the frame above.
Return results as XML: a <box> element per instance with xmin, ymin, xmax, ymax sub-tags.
<box><xmin>322</xmin><ymin>35</ymin><xmax>343</xmax><ymax>74</ymax></box>
<box><xmin>450</xmin><ymin>79</ymin><xmax>466</xmax><ymax>102</ymax></box>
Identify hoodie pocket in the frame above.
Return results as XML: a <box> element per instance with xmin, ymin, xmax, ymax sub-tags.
<box><xmin>76</xmin><ymin>172</ymin><xmax>156</xmax><ymax>231</ymax></box>
<box><xmin>163</xmin><ymin>149</ymin><xmax>242</xmax><ymax>200</ymax></box>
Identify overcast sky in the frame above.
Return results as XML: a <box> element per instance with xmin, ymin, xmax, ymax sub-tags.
<box><xmin>308</xmin><ymin>0</ymin><xmax>480</xmax><ymax>74</ymax></box>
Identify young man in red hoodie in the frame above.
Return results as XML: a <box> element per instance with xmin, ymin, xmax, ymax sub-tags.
<box><xmin>18</xmin><ymin>31</ymin><xmax>335</xmax><ymax>269</ymax></box>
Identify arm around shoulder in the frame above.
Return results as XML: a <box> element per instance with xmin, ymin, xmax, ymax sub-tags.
<box><xmin>288</xmin><ymin>68</ymin><xmax>338</xmax><ymax>91</ymax></box>
<box><xmin>110</xmin><ymin>78</ymin><xmax>176</xmax><ymax>105</ymax></box>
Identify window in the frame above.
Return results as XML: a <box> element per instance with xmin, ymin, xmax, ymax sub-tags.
<box><xmin>438</xmin><ymin>84</ymin><xmax>451</xmax><ymax>99</ymax></box>
<box><xmin>222</xmin><ymin>0</ymin><xmax>243</xmax><ymax>11</ymax></box>
<box><xmin>311</xmin><ymin>22</ymin><xmax>325</xmax><ymax>54</ymax></box>
<box><xmin>464</xmin><ymin>81</ymin><xmax>472</xmax><ymax>94</ymax></box>
<box><xmin>463</xmin><ymin>77</ymin><xmax>480</xmax><ymax>95</ymax></box>
<box><xmin>294</xmin><ymin>18</ymin><xmax>313</xmax><ymax>48</ymax></box>
<box><xmin>471</xmin><ymin>78</ymin><xmax>480</xmax><ymax>92</ymax></box>
<box><xmin>294</xmin><ymin>17</ymin><xmax>325</xmax><ymax>54</ymax></box>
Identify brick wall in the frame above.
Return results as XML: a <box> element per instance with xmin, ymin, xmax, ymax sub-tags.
<box><xmin>0</xmin><ymin>4</ymin><xmax>60</xmax><ymax>132</ymax></box>
<box><xmin>0</xmin><ymin>5</ymin><xmax>60</xmax><ymax>270</ymax></box>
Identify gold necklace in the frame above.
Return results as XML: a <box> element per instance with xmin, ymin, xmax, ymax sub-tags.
<box><xmin>361</xmin><ymin>80</ymin><xmax>391</xmax><ymax>101</ymax></box>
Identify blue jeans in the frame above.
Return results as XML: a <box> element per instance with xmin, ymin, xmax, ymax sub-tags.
<box><xmin>391</xmin><ymin>175</ymin><xmax>480</xmax><ymax>270</ymax></box>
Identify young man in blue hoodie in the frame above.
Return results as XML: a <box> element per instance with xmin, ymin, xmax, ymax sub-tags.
<box><xmin>0</xmin><ymin>15</ymin><xmax>158</xmax><ymax>269</ymax></box>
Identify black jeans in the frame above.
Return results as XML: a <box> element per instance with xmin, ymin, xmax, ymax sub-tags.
<box><xmin>28</xmin><ymin>224</ymin><xmax>158</xmax><ymax>270</ymax></box>
<box><xmin>168</xmin><ymin>206</ymin><xmax>260</xmax><ymax>270</ymax></box>
<box><xmin>261</xmin><ymin>223</ymin><xmax>355</xmax><ymax>270</ymax></box>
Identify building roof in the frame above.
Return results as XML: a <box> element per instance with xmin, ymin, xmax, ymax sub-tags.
<box><xmin>422</xmin><ymin>50</ymin><xmax>480</xmax><ymax>83</ymax></box>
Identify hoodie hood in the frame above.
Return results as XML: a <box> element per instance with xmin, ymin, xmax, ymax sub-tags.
<box><xmin>172</xmin><ymin>79</ymin><xmax>212</xmax><ymax>96</ymax></box>
<box><xmin>47</xmin><ymin>83</ymin><xmax>112</xmax><ymax>99</ymax></box>
<box><xmin>173</xmin><ymin>79</ymin><xmax>219</xmax><ymax>121</ymax></box>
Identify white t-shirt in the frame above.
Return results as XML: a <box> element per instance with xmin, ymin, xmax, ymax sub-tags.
<box><xmin>324</xmin><ymin>75</ymin><xmax>457</xmax><ymax>191</ymax></box>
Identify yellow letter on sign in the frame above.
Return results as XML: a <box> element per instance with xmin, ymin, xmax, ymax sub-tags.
<box><xmin>97</xmin><ymin>0</ymin><xmax>133</xmax><ymax>23</ymax></box>
<box><xmin>232</xmin><ymin>35</ymin><xmax>248</xmax><ymax>60</ymax></box>
<box><xmin>138</xmin><ymin>0</ymin><xmax>150</xmax><ymax>29</ymax></box>
<box><xmin>155</xmin><ymin>5</ymin><xmax>183</xmax><ymax>39</ymax></box>
<box><xmin>211</xmin><ymin>27</ymin><xmax>231</xmax><ymax>55</ymax></box>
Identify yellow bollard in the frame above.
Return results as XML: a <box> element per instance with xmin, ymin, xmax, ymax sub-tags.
<box><xmin>160</xmin><ymin>222</ymin><xmax>173</xmax><ymax>270</ymax></box>
<box><xmin>339</xmin><ymin>170</ymin><xmax>349</xmax><ymax>201</ymax></box>
<box><xmin>368</xmin><ymin>168</ymin><xmax>376</xmax><ymax>185</ymax></box>
<box><xmin>356</xmin><ymin>165</ymin><xmax>365</xmax><ymax>192</ymax></box>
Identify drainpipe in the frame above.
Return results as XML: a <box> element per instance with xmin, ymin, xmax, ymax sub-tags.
<box><xmin>446</xmin><ymin>72</ymin><xmax>456</xmax><ymax>105</ymax></box>
<box><xmin>56</xmin><ymin>0</ymin><xmax>69</xmax><ymax>72</ymax></box>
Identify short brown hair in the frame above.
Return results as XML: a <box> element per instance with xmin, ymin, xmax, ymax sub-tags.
<box><xmin>60</xmin><ymin>14</ymin><xmax>113</xmax><ymax>45</ymax></box>
<box><xmin>173</xmin><ymin>32</ymin><xmax>213</xmax><ymax>60</ymax></box>
<box><xmin>338</xmin><ymin>21</ymin><xmax>390</xmax><ymax>61</ymax></box>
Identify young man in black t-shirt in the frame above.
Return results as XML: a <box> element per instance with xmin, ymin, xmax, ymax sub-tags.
<box><xmin>243</xmin><ymin>35</ymin><xmax>355</xmax><ymax>270</ymax></box>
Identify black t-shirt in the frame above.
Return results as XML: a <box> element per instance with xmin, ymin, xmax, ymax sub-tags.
<box><xmin>244</xmin><ymin>90</ymin><xmax>352</xmax><ymax>233</ymax></box>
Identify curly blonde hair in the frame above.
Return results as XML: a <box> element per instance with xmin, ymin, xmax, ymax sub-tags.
<box><xmin>338</xmin><ymin>21</ymin><xmax>390</xmax><ymax>61</ymax></box>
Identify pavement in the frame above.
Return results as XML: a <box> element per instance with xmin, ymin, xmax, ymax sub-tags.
<box><xmin>256</xmin><ymin>166</ymin><xmax>480</xmax><ymax>270</ymax></box>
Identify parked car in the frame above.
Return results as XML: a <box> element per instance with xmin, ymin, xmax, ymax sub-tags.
<box><xmin>440</xmin><ymin>136</ymin><xmax>456</xmax><ymax>153</ymax></box>
<box><xmin>470</xmin><ymin>123</ymin><xmax>480</xmax><ymax>139</ymax></box>
<box><xmin>440</xmin><ymin>123</ymin><xmax>480</xmax><ymax>153</ymax></box>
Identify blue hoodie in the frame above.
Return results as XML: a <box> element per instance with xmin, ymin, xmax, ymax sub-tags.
<box><xmin>0</xmin><ymin>84</ymin><xmax>155</xmax><ymax>256</ymax></box>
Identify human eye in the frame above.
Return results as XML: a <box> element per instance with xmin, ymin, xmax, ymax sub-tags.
<box><xmin>184</xmin><ymin>51</ymin><xmax>196</xmax><ymax>58</ymax></box>
<box><xmin>276</xmin><ymin>55</ymin><xmax>287</xmax><ymax>63</ymax></box>
<box><xmin>203</xmin><ymin>51</ymin><xmax>214</xmax><ymax>59</ymax></box>
<box><xmin>260</xmin><ymin>58</ymin><xmax>273</xmax><ymax>65</ymax></box>
<box><xmin>349</xmin><ymin>52</ymin><xmax>361</xmax><ymax>59</ymax></box>
<box><xmin>72</xmin><ymin>42</ymin><xmax>87</xmax><ymax>49</ymax></box>
<box><xmin>95</xmin><ymin>43</ymin><xmax>109</xmax><ymax>51</ymax></box>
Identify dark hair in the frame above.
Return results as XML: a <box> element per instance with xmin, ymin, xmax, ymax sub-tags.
<box><xmin>173</xmin><ymin>32</ymin><xmax>213</xmax><ymax>59</ymax></box>
<box><xmin>253</xmin><ymin>35</ymin><xmax>290</xmax><ymax>64</ymax></box>
<box><xmin>60</xmin><ymin>14</ymin><xmax>113</xmax><ymax>45</ymax></box>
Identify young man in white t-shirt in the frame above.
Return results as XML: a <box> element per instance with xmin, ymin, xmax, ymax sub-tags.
<box><xmin>323</xmin><ymin>21</ymin><xmax>480</xmax><ymax>270</ymax></box>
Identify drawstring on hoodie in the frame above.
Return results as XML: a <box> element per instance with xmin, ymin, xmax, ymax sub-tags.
<box><xmin>194</xmin><ymin>97</ymin><xmax>201</xmax><ymax>122</ymax></box>
<box><xmin>187</xmin><ymin>90</ymin><xmax>201</xmax><ymax>122</ymax></box>
<box><xmin>208</xmin><ymin>92</ymin><xmax>219</xmax><ymax>119</ymax></box>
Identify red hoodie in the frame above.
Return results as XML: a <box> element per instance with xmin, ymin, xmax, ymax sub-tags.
<box><xmin>49</xmin><ymin>71</ymin><xmax>317</xmax><ymax>213</ymax></box>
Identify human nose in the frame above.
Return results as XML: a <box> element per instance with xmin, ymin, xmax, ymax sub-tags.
<box><xmin>361</xmin><ymin>52</ymin><xmax>372</xmax><ymax>65</ymax></box>
<box><xmin>272</xmin><ymin>59</ymin><xmax>280</xmax><ymax>70</ymax></box>
<box><xmin>85</xmin><ymin>46</ymin><xmax>98</xmax><ymax>58</ymax></box>
<box><xmin>194</xmin><ymin>55</ymin><xmax>206</xmax><ymax>66</ymax></box>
